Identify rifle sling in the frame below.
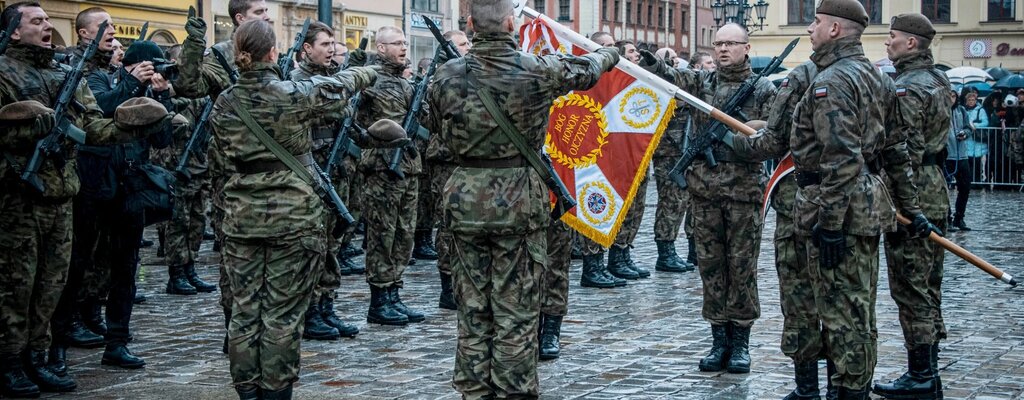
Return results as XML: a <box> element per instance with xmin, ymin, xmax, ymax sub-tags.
<box><xmin>463</xmin><ymin>59</ymin><xmax>552</xmax><ymax>181</ymax></box>
<box><xmin>222</xmin><ymin>94</ymin><xmax>315</xmax><ymax>187</ymax></box>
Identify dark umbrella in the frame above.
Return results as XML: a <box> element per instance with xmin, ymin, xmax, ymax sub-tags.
<box><xmin>993</xmin><ymin>74</ymin><xmax>1024</xmax><ymax>90</ymax></box>
<box><xmin>986</xmin><ymin>67</ymin><xmax>1012</xmax><ymax>81</ymax></box>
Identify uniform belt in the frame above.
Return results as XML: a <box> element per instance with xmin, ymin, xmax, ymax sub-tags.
<box><xmin>312</xmin><ymin>127</ymin><xmax>336</xmax><ymax>140</ymax></box>
<box><xmin>236</xmin><ymin>152</ymin><xmax>315</xmax><ymax>174</ymax></box>
<box><xmin>795</xmin><ymin>160</ymin><xmax>882</xmax><ymax>188</ymax></box>
<box><xmin>460</xmin><ymin>156</ymin><xmax>527</xmax><ymax>169</ymax></box>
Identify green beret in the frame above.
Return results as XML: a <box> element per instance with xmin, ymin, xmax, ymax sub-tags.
<box><xmin>0</xmin><ymin>100</ymin><xmax>53</xmax><ymax>121</ymax></box>
<box><xmin>891</xmin><ymin>13</ymin><xmax>935</xmax><ymax>41</ymax></box>
<box><xmin>816</xmin><ymin>0</ymin><xmax>869</xmax><ymax>27</ymax></box>
<box><xmin>114</xmin><ymin>97</ymin><xmax>168</xmax><ymax>128</ymax></box>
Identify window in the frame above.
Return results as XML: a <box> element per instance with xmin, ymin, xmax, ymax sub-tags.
<box><xmin>858</xmin><ymin>0</ymin><xmax>882</xmax><ymax>24</ymax></box>
<box><xmin>559</xmin><ymin>0</ymin><xmax>571</xmax><ymax>21</ymax></box>
<box><xmin>680</xmin><ymin>9</ymin><xmax>686</xmax><ymax>33</ymax></box>
<box><xmin>988</xmin><ymin>0</ymin><xmax>1016</xmax><ymax>21</ymax></box>
<box><xmin>636</xmin><ymin>1</ymin><xmax>643</xmax><ymax>25</ymax></box>
<box><xmin>922</xmin><ymin>0</ymin><xmax>951</xmax><ymax>23</ymax></box>
<box><xmin>787</xmin><ymin>0</ymin><xmax>815</xmax><ymax>25</ymax></box>
<box><xmin>602</xmin><ymin>0</ymin><xmax>608</xmax><ymax>20</ymax></box>
<box><xmin>647</xmin><ymin>2</ymin><xmax>654</xmax><ymax>27</ymax></box>
<box><xmin>658</xmin><ymin>6</ymin><xmax>664</xmax><ymax>27</ymax></box>
<box><xmin>626</xmin><ymin>1</ymin><xmax>632</xmax><ymax>23</ymax></box>
<box><xmin>534</xmin><ymin>0</ymin><xmax>545</xmax><ymax>14</ymax></box>
<box><xmin>614</xmin><ymin>0</ymin><xmax>620</xmax><ymax>21</ymax></box>
<box><xmin>410</xmin><ymin>0</ymin><xmax>438</xmax><ymax>12</ymax></box>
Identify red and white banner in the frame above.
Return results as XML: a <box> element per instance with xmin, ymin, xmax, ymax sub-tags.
<box><xmin>762</xmin><ymin>153</ymin><xmax>795</xmax><ymax>218</ymax></box>
<box><xmin>520</xmin><ymin>18</ymin><xmax>675</xmax><ymax>247</ymax></box>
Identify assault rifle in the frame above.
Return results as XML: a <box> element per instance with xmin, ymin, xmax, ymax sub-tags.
<box><xmin>0</xmin><ymin>10</ymin><xmax>22</xmax><ymax>56</ymax></box>
<box><xmin>174</xmin><ymin>38</ymin><xmax>238</xmax><ymax>180</ymax></box>
<box><xmin>20</xmin><ymin>21</ymin><xmax>109</xmax><ymax>192</ymax></box>
<box><xmin>314</xmin><ymin>162</ymin><xmax>356</xmax><ymax>236</ymax></box>
<box><xmin>323</xmin><ymin>37</ymin><xmax>370</xmax><ymax>177</ymax></box>
<box><xmin>279</xmin><ymin>17</ymin><xmax>310</xmax><ymax>78</ymax></box>
<box><xmin>422</xmin><ymin>16</ymin><xmax>576</xmax><ymax>219</ymax></box>
<box><xmin>667</xmin><ymin>37</ymin><xmax>799</xmax><ymax>190</ymax></box>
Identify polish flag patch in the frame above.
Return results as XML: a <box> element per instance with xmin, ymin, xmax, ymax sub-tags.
<box><xmin>814</xmin><ymin>87</ymin><xmax>828</xmax><ymax>98</ymax></box>
<box><xmin>896</xmin><ymin>87</ymin><xmax>908</xmax><ymax>97</ymax></box>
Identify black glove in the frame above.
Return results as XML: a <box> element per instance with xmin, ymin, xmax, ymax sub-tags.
<box><xmin>185</xmin><ymin>14</ymin><xmax>207</xmax><ymax>39</ymax></box>
<box><xmin>910</xmin><ymin>213</ymin><xmax>942</xmax><ymax>239</ymax></box>
<box><xmin>812</xmin><ymin>223</ymin><xmax>846</xmax><ymax>269</ymax></box>
<box><xmin>637</xmin><ymin>49</ymin><xmax>665</xmax><ymax>74</ymax></box>
<box><xmin>348</xmin><ymin>48</ymin><xmax>367</xmax><ymax>67</ymax></box>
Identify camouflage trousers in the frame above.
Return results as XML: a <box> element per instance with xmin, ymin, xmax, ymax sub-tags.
<box><xmin>212</xmin><ymin>175</ymin><xmax>232</xmax><ymax>315</ymax></box>
<box><xmin>883</xmin><ymin>220</ymin><xmax>947</xmax><ymax>348</ymax></box>
<box><xmin>0</xmin><ymin>194</ymin><xmax>71</xmax><ymax>356</ymax></box>
<box><xmin>162</xmin><ymin>173</ymin><xmax>210</xmax><ymax>267</ymax></box>
<box><xmin>542</xmin><ymin>219</ymin><xmax>573</xmax><ymax>317</ymax></box>
<box><xmin>312</xmin><ymin>151</ymin><xmax>357</xmax><ymax>301</ymax></box>
<box><xmin>691</xmin><ymin>196</ymin><xmax>762</xmax><ymax>328</ymax></box>
<box><xmin>430</xmin><ymin>162</ymin><xmax>457</xmax><ymax>276</ymax></box>
<box><xmin>451</xmin><ymin>229</ymin><xmax>544</xmax><ymax>399</ymax></box>
<box><xmin>775</xmin><ymin>214</ymin><xmax>824</xmax><ymax>362</ymax></box>
<box><xmin>805</xmin><ymin>233</ymin><xmax>880</xmax><ymax>391</ymax></box>
<box><xmin>582</xmin><ymin>176</ymin><xmax>648</xmax><ymax>255</ymax></box>
<box><xmin>416</xmin><ymin>163</ymin><xmax>436</xmax><ymax>232</ymax></box>
<box><xmin>653</xmin><ymin>157</ymin><xmax>689</xmax><ymax>241</ymax></box>
<box><xmin>363</xmin><ymin>172</ymin><xmax>418</xmax><ymax>288</ymax></box>
<box><xmin>71</xmin><ymin>196</ymin><xmax>111</xmax><ymax>303</ymax></box>
<box><xmin>223</xmin><ymin>235</ymin><xmax>323</xmax><ymax>391</ymax></box>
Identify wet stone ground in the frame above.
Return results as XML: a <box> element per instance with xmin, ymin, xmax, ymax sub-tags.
<box><xmin>52</xmin><ymin>187</ymin><xmax>1024</xmax><ymax>399</ymax></box>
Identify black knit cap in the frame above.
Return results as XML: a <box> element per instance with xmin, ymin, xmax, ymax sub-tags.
<box><xmin>122</xmin><ymin>40</ymin><xmax>164</xmax><ymax>66</ymax></box>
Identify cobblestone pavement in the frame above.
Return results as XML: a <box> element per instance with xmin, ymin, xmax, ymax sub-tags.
<box><xmin>53</xmin><ymin>187</ymin><xmax>1024</xmax><ymax>399</ymax></box>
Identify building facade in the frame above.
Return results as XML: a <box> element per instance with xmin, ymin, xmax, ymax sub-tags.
<box><xmin>19</xmin><ymin>0</ymin><xmax>188</xmax><ymax>48</ymax></box>
<box><xmin>530</xmin><ymin>0</ymin><xmax>695</xmax><ymax>55</ymax></box>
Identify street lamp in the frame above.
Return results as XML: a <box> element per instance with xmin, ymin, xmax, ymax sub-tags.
<box><xmin>711</xmin><ymin>0</ymin><xmax>769</xmax><ymax>33</ymax></box>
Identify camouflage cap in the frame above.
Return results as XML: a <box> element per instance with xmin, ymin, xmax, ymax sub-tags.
<box><xmin>114</xmin><ymin>97</ymin><xmax>169</xmax><ymax>127</ymax></box>
<box><xmin>0</xmin><ymin>100</ymin><xmax>54</xmax><ymax>121</ymax></box>
<box><xmin>890</xmin><ymin>13</ymin><xmax>935</xmax><ymax>40</ymax></box>
<box><xmin>815</xmin><ymin>0</ymin><xmax>869</xmax><ymax>27</ymax></box>
<box><xmin>367</xmin><ymin>119</ymin><xmax>407</xmax><ymax>141</ymax></box>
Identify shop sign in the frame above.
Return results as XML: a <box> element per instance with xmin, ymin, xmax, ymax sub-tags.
<box><xmin>964</xmin><ymin>38</ymin><xmax>992</xmax><ymax>58</ymax></box>
<box><xmin>996</xmin><ymin>42</ymin><xmax>1024</xmax><ymax>57</ymax></box>
<box><xmin>409</xmin><ymin>12</ymin><xmax>442</xmax><ymax>30</ymax></box>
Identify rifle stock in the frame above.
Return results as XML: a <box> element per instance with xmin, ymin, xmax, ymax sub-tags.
<box><xmin>175</xmin><ymin>97</ymin><xmax>213</xmax><ymax>180</ymax></box>
<box><xmin>325</xmin><ymin>38</ymin><xmax>371</xmax><ymax>176</ymax></box>
<box><xmin>386</xmin><ymin>44</ymin><xmax>443</xmax><ymax>179</ymax></box>
<box><xmin>279</xmin><ymin>18</ymin><xmax>310</xmax><ymax>78</ymax></box>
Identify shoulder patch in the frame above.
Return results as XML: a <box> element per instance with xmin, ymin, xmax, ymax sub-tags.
<box><xmin>780</xmin><ymin>78</ymin><xmax>789</xmax><ymax>88</ymax></box>
<box><xmin>814</xmin><ymin>87</ymin><xmax>827</xmax><ymax>98</ymax></box>
<box><xmin>896</xmin><ymin>87</ymin><xmax>908</xmax><ymax>97</ymax></box>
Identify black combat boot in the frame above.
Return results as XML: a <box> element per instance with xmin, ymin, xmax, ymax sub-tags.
<box><xmin>367</xmin><ymin>286</ymin><xmax>408</xmax><ymax>326</ymax></box>
<box><xmin>46</xmin><ymin>344</ymin><xmax>67</xmax><ymax>377</ymax></box>
<box><xmin>655</xmin><ymin>240</ymin><xmax>695</xmax><ymax>272</ymax></box>
<box><xmin>952</xmin><ymin>215</ymin><xmax>971</xmax><ymax>231</ymax></box>
<box><xmin>336</xmin><ymin>252</ymin><xmax>356</xmax><ymax>276</ymax></box>
<box><xmin>101</xmin><ymin>344</ymin><xmax>146</xmax><ymax>369</ymax></box>
<box><xmin>826</xmin><ymin>359</ymin><xmax>838</xmax><ymax>400</ymax></box>
<box><xmin>319</xmin><ymin>294</ymin><xmax>359</xmax><ymax>338</ymax></box>
<box><xmin>836</xmin><ymin>387</ymin><xmax>870</xmax><ymax>400</ymax></box>
<box><xmin>727</xmin><ymin>324</ymin><xmax>751</xmax><ymax>373</ymax></box>
<box><xmin>24</xmin><ymin>350</ymin><xmax>75</xmax><ymax>392</ymax></box>
<box><xmin>698</xmin><ymin>324</ymin><xmax>731</xmax><ymax>372</ymax></box>
<box><xmin>262</xmin><ymin>384</ymin><xmax>293</xmax><ymax>400</ymax></box>
<box><xmin>412</xmin><ymin>230</ymin><xmax>439</xmax><ymax>260</ymax></box>
<box><xmin>931</xmin><ymin>343</ymin><xmax>943</xmax><ymax>399</ymax></box>
<box><xmin>438</xmin><ymin>272</ymin><xmax>457</xmax><ymax>310</ymax></box>
<box><xmin>783</xmin><ymin>361</ymin><xmax>821</xmax><ymax>400</ymax></box>
<box><xmin>80</xmin><ymin>300</ymin><xmax>107</xmax><ymax>336</ymax></box>
<box><xmin>539</xmin><ymin>314</ymin><xmax>563</xmax><ymax>361</ymax></box>
<box><xmin>2</xmin><ymin>355</ymin><xmax>40</xmax><ymax>398</ymax></box>
<box><xmin>606</xmin><ymin>246</ymin><xmax>640</xmax><ymax>280</ymax></box>
<box><xmin>235</xmin><ymin>384</ymin><xmax>260</xmax><ymax>400</ymax></box>
<box><xmin>872</xmin><ymin>344</ymin><xmax>940</xmax><ymax>400</ymax></box>
<box><xmin>302</xmin><ymin>301</ymin><xmax>341</xmax><ymax>340</ymax></box>
<box><xmin>166</xmin><ymin>264</ymin><xmax>198</xmax><ymax>295</ymax></box>
<box><xmin>350</xmin><ymin>257</ymin><xmax>366</xmax><ymax>274</ymax></box>
<box><xmin>63</xmin><ymin>313</ymin><xmax>104</xmax><ymax>348</ymax></box>
<box><xmin>686</xmin><ymin>237</ymin><xmax>698</xmax><ymax>268</ymax></box>
<box><xmin>341</xmin><ymin>241</ymin><xmax>364</xmax><ymax>258</ymax></box>
<box><xmin>621</xmin><ymin>246</ymin><xmax>650</xmax><ymax>278</ymax></box>
<box><xmin>389</xmin><ymin>286</ymin><xmax>425</xmax><ymax>323</ymax></box>
<box><xmin>580</xmin><ymin>253</ymin><xmax>616</xmax><ymax>288</ymax></box>
<box><xmin>184</xmin><ymin>262</ymin><xmax>217</xmax><ymax>292</ymax></box>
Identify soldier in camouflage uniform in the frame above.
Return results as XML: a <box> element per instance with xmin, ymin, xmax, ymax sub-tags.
<box><xmin>178</xmin><ymin>0</ymin><xmax>271</xmax><ymax>354</ymax></box>
<box><xmin>873</xmin><ymin>14</ymin><xmax>951</xmax><ymax>400</ymax></box>
<box><xmin>289</xmin><ymin>21</ymin><xmax>360</xmax><ymax>341</ymax></box>
<box><xmin>331</xmin><ymin>41</ymin><xmax>366</xmax><ymax>268</ymax></box>
<box><xmin>424</xmin><ymin>1</ymin><xmax>618</xmax><ymax>396</ymax></box>
<box><xmin>652</xmin><ymin>102</ymin><xmax>696</xmax><ymax>273</ymax></box>
<box><xmin>0</xmin><ymin>3</ymin><xmax>169</xmax><ymax>395</ymax></box>
<box><xmin>209</xmin><ymin>20</ymin><xmax>380</xmax><ymax>400</ymax></box>
<box><xmin>724</xmin><ymin>60</ymin><xmax>825</xmax><ymax>398</ymax></box>
<box><xmin>641</xmin><ymin>23</ymin><xmax>776</xmax><ymax>374</ymax></box>
<box><xmin>793</xmin><ymin>2</ymin><xmax>935</xmax><ymax>398</ymax></box>
<box><xmin>357</xmin><ymin>26</ymin><xmax>428</xmax><ymax>326</ymax></box>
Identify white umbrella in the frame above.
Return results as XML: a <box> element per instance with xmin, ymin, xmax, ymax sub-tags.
<box><xmin>945</xmin><ymin>66</ymin><xmax>992</xmax><ymax>84</ymax></box>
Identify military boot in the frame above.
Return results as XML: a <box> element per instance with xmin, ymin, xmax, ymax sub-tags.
<box><xmin>336</xmin><ymin>252</ymin><xmax>356</xmax><ymax>276</ymax></box>
<box><xmin>783</xmin><ymin>361</ymin><xmax>821</xmax><ymax>400</ymax></box>
<box><xmin>166</xmin><ymin>264</ymin><xmax>198</xmax><ymax>295</ymax></box>
<box><xmin>412</xmin><ymin>230</ymin><xmax>439</xmax><ymax>260</ymax></box>
<box><xmin>389</xmin><ymin>286</ymin><xmax>425</xmax><ymax>323</ymax></box>
<box><xmin>367</xmin><ymin>286</ymin><xmax>408</xmax><ymax>326</ymax></box>
<box><xmin>80</xmin><ymin>300</ymin><xmax>107</xmax><ymax>336</ymax></box>
<box><xmin>698</xmin><ymin>324</ymin><xmax>731</xmax><ymax>372</ymax></box>
<box><xmin>606</xmin><ymin>246</ymin><xmax>640</xmax><ymax>280</ymax></box>
<box><xmin>46</xmin><ymin>344</ymin><xmax>67</xmax><ymax>378</ymax></box>
<box><xmin>235</xmin><ymin>384</ymin><xmax>260</xmax><ymax>400</ymax></box>
<box><xmin>262</xmin><ymin>384</ymin><xmax>293</xmax><ymax>400</ymax></box>
<box><xmin>341</xmin><ymin>241</ymin><xmax>364</xmax><ymax>258</ymax></box>
<box><xmin>63</xmin><ymin>313</ymin><xmax>103</xmax><ymax>349</ymax></box>
<box><xmin>438</xmin><ymin>272</ymin><xmax>457</xmax><ymax>310</ymax></box>
<box><xmin>184</xmin><ymin>262</ymin><xmax>217</xmax><ymax>292</ymax></box>
<box><xmin>2</xmin><ymin>355</ymin><xmax>40</xmax><ymax>398</ymax></box>
<box><xmin>580</xmin><ymin>253</ymin><xmax>617</xmax><ymax>288</ymax></box>
<box><xmin>686</xmin><ymin>237</ymin><xmax>699</xmax><ymax>268</ymax></box>
<box><xmin>539</xmin><ymin>314</ymin><xmax>563</xmax><ymax>361</ymax></box>
<box><xmin>655</xmin><ymin>240</ymin><xmax>694</xmax><ymax>272</ymax></box>
<box><xmin>826</xmin><ymin>359</ymin><xmax>838</xmax><ymax>400</ymax></box>
<box><xmin>302</xmin><ymin>301</ymin><xmax>341</xmax><ymax>340</ymax></box>
<box><xmin>872</xmin><ymin>344</ymin><xmax>940</xmax><ymax>400</ymax></box>
<box><xmin>931</xmin><ymin>343</ymin><xmax>943</xmax><ymax>399</ymax></box>
<box><xmin>952</xmin><ymin>215</ymin><xmax>971</xmax><ymax>231</ymax></box>
<box><xmin>727</xmin><ymin>324</ymin><xmax>751</xmax><ymax>373</ymax></box>
<box><xmin>100</xmin><ymin>344</ymin><xmax>145</xmax><ymax>369</ymax></box>
<box><xmin>24</xmin><ymin>350</ymin><xmax>75</xmax><ymax>393</ymax></box>
<box><xmin>350</xmin><ymin>257</ymin><xmax>366</xmax><ymax>274</ymax></box>
<box><xmin>319</xmin><ymin>294</ymin><xmax>359</xmax><ymax>338</ymax></box>
<box><xmin>621</xmin><ymin>246</ymin><xmax>650</xmax><ymax>278</ymax></box>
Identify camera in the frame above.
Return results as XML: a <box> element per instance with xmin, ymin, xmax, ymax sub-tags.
<box><xmin>151</xmin><ymin>58</ymin><xmax>179</xmax><ymax>81</ymax></box>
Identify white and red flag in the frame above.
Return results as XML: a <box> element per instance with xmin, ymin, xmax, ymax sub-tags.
<box><xmin>520</xmin><ymin>18</ymin><xmax>675</xmax><ymax>247</ymax></box>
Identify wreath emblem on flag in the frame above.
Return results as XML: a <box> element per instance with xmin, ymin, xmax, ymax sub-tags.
<box><xmin>578</xmin><ymin>181</ymin><xmax>616</xmax><ymax>225</ymax></box>
<box><xmin>619</xmin><ymin>87</ymin><xmax>662</xmax><ymax>129</ymax></box>
<box><xmin>545</xmin><ymin>93</ymin><xmax>610</xmax><ymax>169</ymax></box>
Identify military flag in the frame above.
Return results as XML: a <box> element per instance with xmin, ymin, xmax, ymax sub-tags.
<box><xmin>763</xmin><ymin>153</ymin><xmax>795</xmax><ymax>219</ymax></box>
<box><xmin>520</xmin><ymin>18</ymin><xmax>675</xmax><ymax>247</ymax></box>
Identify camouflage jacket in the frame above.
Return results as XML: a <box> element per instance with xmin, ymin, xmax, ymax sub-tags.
<box><xmin>424</xmin><ymin>32</ymin><xmax>614</xmax><ymax>236</ymax></box>
<box><xmin>890</xmin><ymin>50</ymin><xmax>952</xmax><ymax>220</ymax></box>
<box><xmin>0</xmin><ymin>44</ymin><xmax>133</xmax><ymax>200</ymax></box>
<box><xmin>790</xmin><ymin>36</ymin><xmax>909</xmax><ymax>236</ymax></box>
<box><xmin>178</xmin><ymin>36</ymin><xmax>234</xmax><ymax>101</ymax></box>
<box><xmin>151</xmin><ymin>96</ymin><xmax>210</xmax><ymax>175</ymax></box>
<box><xmin>730</xmin><ymin>61</ymin><xmax>818</xmax><ymax>238</ymax></box>
<box><xmin>291</xmin><ymin>60</ymin><xmax>343</xmax><ymax>153</ymax></box>
<box><xmin>357</xmin><ymin>56</ymin><xmax>426</xmax><ymax>175</ymax></box>
<box><xmin>210</xmin><ymin>62</ymin><xmax>375</xmax><ymax>240</ymax></box>
<box><xmin>655</xmin><ymin>57</ymin><xmax>776</xmax><ymax>204</ymax></box>
<box><xmin>654</xmin><ymin>102</ymin><xmax>690</xmax><ymax>159</ymax></box>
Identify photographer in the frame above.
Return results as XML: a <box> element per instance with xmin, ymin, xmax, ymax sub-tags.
<box><xmin>947</xmin><ymin>87</ymin><xmax>975</xmax><ymax>231</ymax></box>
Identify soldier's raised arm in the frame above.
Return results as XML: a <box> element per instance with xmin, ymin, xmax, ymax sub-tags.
<box><xmin>729</xmin><ymin>63</ymin><xmax>817</xmax><ymax>161</ymax></box>
<box><xmin>539</xmin><ymin>47</ymin><xmax>620</xmax><ymax>94</ymax></box>
<box><xmin>177</xmin><ymin>13</ymin><xmax>230</xmax><ymax>99</ymax></box>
